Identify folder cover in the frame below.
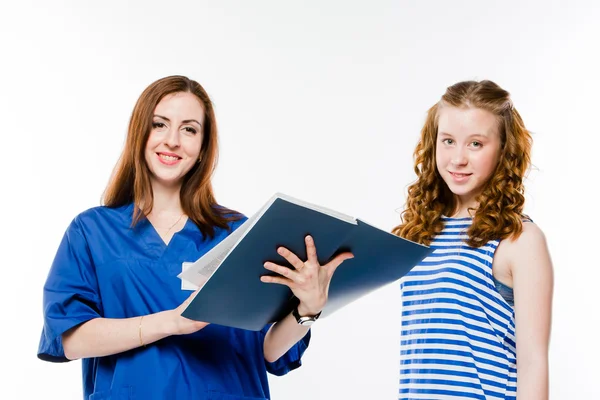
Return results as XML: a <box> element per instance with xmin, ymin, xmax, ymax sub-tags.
<box><xmin>179</xmin><ymin>193</ymin><xmax>432</xmax><ymax>331</ymax></box>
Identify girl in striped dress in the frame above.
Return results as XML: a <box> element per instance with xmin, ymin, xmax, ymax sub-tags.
<box><xmin>393</xmin><ymin>80</ymin><xmax>553</xmax><ymax>400</ymax></box>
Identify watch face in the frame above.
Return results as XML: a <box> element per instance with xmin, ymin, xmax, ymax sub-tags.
<box><xmin>293</xmin><ymin>307</ymin><xmax>321</xmax><ymax>326</ymax></box>
<box><xmin>298</xmin><ymin>316</ymin><xmax>316</xmax><ymax>326</ymax></box>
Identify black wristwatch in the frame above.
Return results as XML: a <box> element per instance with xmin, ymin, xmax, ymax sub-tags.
<box><xmin>292</xmin><ymin>306</ymin><xmax>322</xmax><ymax>326</ymax></box>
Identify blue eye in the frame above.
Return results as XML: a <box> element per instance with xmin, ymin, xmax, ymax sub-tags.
<box><xmin>471</xmin><ymin>141</ymin><xmax>482</xmax><ymax>148</ymax></box>
<box><xmin>442</xmin><ymin>139</ymin><xmax>454</xmax><ymax>145</ymax></box>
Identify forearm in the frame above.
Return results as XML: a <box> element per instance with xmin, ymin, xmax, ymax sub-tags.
<box><xmin>516</xmin><ymin>357</ymin><xmax>549</xmax><ymax>400</ymax></box>
<box><xmin>263</xmin><ymin>310</ymin><xmax>310</xmax><ymax>363</ymax></box>
<box><xmin>62</xmin><ymin>310</ymin><xmax>175</xmax><ymax>360</ymax></box>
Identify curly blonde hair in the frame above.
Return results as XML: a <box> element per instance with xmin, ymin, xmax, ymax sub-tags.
<box><xmin>392</xmin><ymin>80</ymin><xmax>532</xmax><ymax>247</ymax></box>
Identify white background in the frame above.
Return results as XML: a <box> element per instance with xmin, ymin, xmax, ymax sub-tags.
<box><xmin>1</xmin><ymin>0</ymin><xmax>598</xmax><ymax>398</ymax></box>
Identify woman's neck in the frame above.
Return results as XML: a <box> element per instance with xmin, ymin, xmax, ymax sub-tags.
<box><xmin>149</xmin><ymin>181</ymin><xmax>184</xmax><ymax>216</ymax></box>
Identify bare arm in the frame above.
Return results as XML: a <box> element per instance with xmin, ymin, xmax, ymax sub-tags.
<box><xmin>63</xmin><ymin>291</ymin><xmax>207</xmax><ymax>360</ymax></box>
<box><xmin>511</xmin><ymin>223</ymin><xmax>554</xmax><ymax>399</ymax></box>
<box><xmin>263</xmin><ymin>309</ymin><xmax>310</xmax><ymax>363</ymax></box>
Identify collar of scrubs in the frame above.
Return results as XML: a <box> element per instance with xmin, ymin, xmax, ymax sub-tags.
<box><xmin>130</xmin><ymin>204</ymin><xmax>200</xmax><ymax>261</ymax></box>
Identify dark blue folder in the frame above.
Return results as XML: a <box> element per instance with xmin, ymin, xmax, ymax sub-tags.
<box><xmin>181</xmin><ymin>196</ymin><xmax>432</xmax><ymax>331</ymax></box>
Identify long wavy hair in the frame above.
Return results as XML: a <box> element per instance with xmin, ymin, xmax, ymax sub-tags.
<box><xmin>392</xmin><ymin>80</ymin><xmax>532</xmax><ymax>247</ymax></box>
<box><xmin>103</xmin><ymin>75</ymin><xmax>241</xmax><ymax>238</ymax></box>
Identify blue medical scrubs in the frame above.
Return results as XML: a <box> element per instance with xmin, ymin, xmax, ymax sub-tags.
<box><xmin>38</xmin><ymin>204</ymin><xmax>310</xmax><ymax>400</ymax></box>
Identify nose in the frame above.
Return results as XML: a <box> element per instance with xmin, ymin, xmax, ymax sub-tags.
<box><xmin>165</xmin><ymin>126</ymin><xmax>180</xmax><ymax>148</ymax></box>
<box><xmin>451</xmin><ymin>147</ymin><xmax>467</xmax><ymax>166</ymax></box>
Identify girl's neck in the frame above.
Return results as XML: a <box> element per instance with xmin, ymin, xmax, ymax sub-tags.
<box><xmin>449</xmin><ymin>208</ymin><xmax>475</xmax><ymax>218</ymax></box>
<box><xmin>451</xmin><ymin>197</ymin><xmax>479</xmax><ymax>218</ymax></box>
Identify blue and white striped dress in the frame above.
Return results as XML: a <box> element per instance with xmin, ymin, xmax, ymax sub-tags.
<box><xmin>399</xmin><ymin>216</ymin><xmax>517</xmax><ymax>400</ymax></box>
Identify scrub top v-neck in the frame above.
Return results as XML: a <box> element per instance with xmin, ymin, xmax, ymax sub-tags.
<box><xmin>38</xmin><ymin>203</ymin><xmax>310</xmax><ymax>400</ymax></box>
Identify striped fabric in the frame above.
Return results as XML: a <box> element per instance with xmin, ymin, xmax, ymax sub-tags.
<box><xmin>399</xmin><ymin>216</ymin><xmax>517</xmax><ymax>400</ymax></box>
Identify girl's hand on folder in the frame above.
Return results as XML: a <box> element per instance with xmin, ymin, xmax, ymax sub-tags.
<box><xmin>261</xmin><ymin>235</ymin><xmax>354</xmax><ymax>315</ymax></box>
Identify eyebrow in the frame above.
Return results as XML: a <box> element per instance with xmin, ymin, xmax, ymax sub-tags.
<box><xmin>438</xmin><ymin>131</ymin><xmax>490</xmax><ymax>138</ymax></box>
<box><xmin>154</xmin><ymin>114</ymin><xmax>203</xmax><ymax>127</ymax></box>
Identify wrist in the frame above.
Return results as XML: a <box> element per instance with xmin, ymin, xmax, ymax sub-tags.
<box><xmin>158</xmin><ymin>310</ymin><xmax>179</xmax><ymax>336</ymax></box>
<box><xmin>292</xmin><ymin>304</ymin><xmax>322</xmax><ymax>326</ymax></box>
<box><xmin>296</xmin><ymin>303</ymin><xmax>322</xmax><ymax>318</ymax></box>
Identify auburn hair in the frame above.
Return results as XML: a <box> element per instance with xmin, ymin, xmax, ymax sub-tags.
<box><xmin>103</xmin><ymin>75</ymin><xmax>241</xmax><ymax>238</ymax></box>
<box><xmin>392</xmin><ymin>80</ymin><xmax>532</xmax><ymax>247</ymax></box>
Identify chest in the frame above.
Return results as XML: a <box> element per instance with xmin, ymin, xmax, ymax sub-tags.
<box><xmin>403</xmin><ymin>229</ymin><xmax>501</xmax><ymax>296</ymax></box>
<box><xmin>146</xmin><ymin>214</ymin><xmax>188</xmax><ymax>246</ymax></box>
<box><xmin>82</xmin><ymin>222</ymin><xmax>223</xmax><ymax>316</ymax></box>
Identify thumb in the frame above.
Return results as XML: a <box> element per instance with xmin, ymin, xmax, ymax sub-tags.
<box><xmin>325</xmin><ymin>252</ymin><xmax>354</xmax><ymax>276</ymax></box>
<box><xmin>187</xmin><ymin>289</ymin><xmax>200</xmax><ymax>302</ymax></box>
<box><xmin>181</xmin><ymin>289</ymin><xmax>200</xmax><ymax>309</ymax></box>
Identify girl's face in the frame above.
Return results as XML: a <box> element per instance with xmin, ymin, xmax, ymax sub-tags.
<box><xmin>144</xmin><ymin>92</ymin><xmax>204</xmax><ymax>189</ymax></box>
<box><xmin>435</xmin><ymin>105</ymin><xmax>502</xmax><ymax>211</ymax></box>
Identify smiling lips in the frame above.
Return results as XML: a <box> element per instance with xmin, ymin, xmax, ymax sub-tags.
<box><xmin>157</xmin><ymin>152</ymin><xmax>182</xmax><ymax>165</ymax></box>
<box><xmin>449</xmin><ymin>171</ymin><xmax>472</xmax><ymax>182</ymax></box>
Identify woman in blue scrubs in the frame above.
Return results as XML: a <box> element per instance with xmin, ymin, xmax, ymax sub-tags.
<box><xmin>38</xmin><ymin>75</ymin><xmax>352</xmax><ymax>400</ymax></box>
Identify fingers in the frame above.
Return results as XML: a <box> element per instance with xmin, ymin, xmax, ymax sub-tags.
<box><xmin>305</xmin><ymin>235</ymin><xmax>318</xmax><ymax>265</ymax></box>
<box><xmin>325</xmin><ymin>252</ymin><xmax>354</xmax><ymax>276</ymax></box>
<box><xmin>260</xmin><ymin>274</ymin><xmax>295</xmax><ymax>288</ymax></box>
<box><xmin>263</xmin><ymin>261</ymin><xmax>303</xmax><ymax>283</ymax></box>
<box><xmin>178</xmin><ymin>318</ymin><xmax>209</xmax><ymax>335</ymax></box>
<box><xmin>277</xmin><ymin>246</ymin><xmax>305</xmax><ymax>271</ymax></box>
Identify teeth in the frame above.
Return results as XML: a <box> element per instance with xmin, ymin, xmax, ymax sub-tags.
<box><xmin>159</xmin><ymin>154</ymin><xmax>179</xmax><ymax>161</ymax></box>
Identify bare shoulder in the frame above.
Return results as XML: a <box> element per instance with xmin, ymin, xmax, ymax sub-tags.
<box><xmin>508</xmin><ymin>221</ymin><xmax>553</xmax><ymax>275</ymax></box>
<box><xmin>513</xmin><ymin>221</ymin><xmax>547</xmax><ymax>249</ymax></box>
<box><xmin>493</xmin><ymin>222</ymin><xmax>549</xmax><ymax>283</ymax></box>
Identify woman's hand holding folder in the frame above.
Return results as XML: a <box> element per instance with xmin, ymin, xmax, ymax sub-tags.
<box><xmin>260</xmin><ymin>235</ymin><xmax>354</xmax><ymax>316</ymax></box>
